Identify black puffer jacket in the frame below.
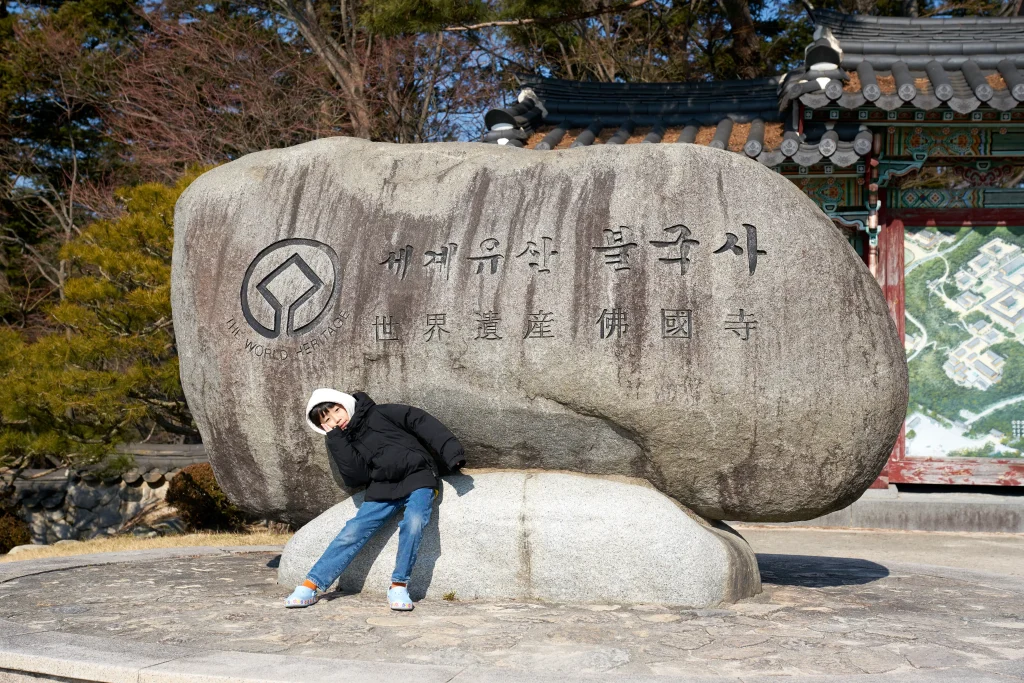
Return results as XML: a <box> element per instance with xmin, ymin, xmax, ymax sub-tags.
<box><xmin>325</xmin><ymin>392</ymin><xmax>466</xmax><ymax>501</ymax></box>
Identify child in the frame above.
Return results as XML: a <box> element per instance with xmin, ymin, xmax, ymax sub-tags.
<box><xmin>284</xmin><ymin>388</ymin><xmax>466</xmax><ymax>610</ymax></box>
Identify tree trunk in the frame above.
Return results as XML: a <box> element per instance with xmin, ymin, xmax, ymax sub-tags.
<box><xmin>268</xmin><ymin>0</ymin><xmax>374</xmax><ymax>139</ymax></box>
<box><xmin>719</xmin><ymin>0</ymin><xmax>763</xmax><ymax>79</ymax></box>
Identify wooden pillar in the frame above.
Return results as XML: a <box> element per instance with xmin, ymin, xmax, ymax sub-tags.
<box><xmin>875</xmin><ymin>198</ymin><xmax>905</xmax><ymax>482</ymax></box>
<box><xmin>877</xmin><ymin>211</ymin><xmax>905</xmax><ymax>342</ymax></box>
<box><xmin>866</xmin><ymin>155</ymin><xmax>880</xmax><ymax>275</ymax></box>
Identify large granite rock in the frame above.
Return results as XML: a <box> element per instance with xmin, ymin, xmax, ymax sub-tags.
<box><xmin>277</xmin><ymin>472</ymin><xmax>761</xmax><ymax>607</ymax></box>
<box><xmin>172</xmin><ymin>137</ymin><xmax>907</xmax><ymax>525</ymax></box>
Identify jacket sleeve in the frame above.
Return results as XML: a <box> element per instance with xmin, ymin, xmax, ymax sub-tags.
<box><xmin>376</xmin><ymin>404</ymin><xmax>466</xmax><ymax>471</ymax></box>
<box><xmin>325</xmin><ymin>429</ymin><xmax>370</xmax><ymax>488</ymax></box>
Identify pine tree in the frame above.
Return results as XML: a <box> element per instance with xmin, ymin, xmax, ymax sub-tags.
<box><xmin>0</xmin><ymin>171</ymin><xmax>202</xmax><ymax>476</ymax></box>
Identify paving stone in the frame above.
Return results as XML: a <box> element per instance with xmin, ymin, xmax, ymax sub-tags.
<box><xmin>720</xmin><ymin>633</ymin><xmax>771</xmax><ymax>648</ymax></box>
<box><xmin>638</xmin><ymin>614</ymin><xmax>680</xmax><ymax>623</ymax></box>
<box><xmin>0</xmin><ymin>631</ymin><xmax>189</xmax><ymax>683</ymax></box>
<box><xmin>983</xmin><ymin>659</ymin><xmax>1024</xmax><ymax>679</ymax></box>
<box><xmin>843</xmin><ymin>646</ymin><xmax>908</xmax><ymax>674</ymax></box>
<box><xmin>0</xmin><ymin>619</ymin><xmax>50</xmax><ymax>638</ymax></box>
<box><xmin>658</xmin><ymin>632</ymin><xmax>713</xmax><ymax>650</ymax></box>
<box><xmin>488</xmin><ymin>643</ymin><xmax>631</xmax><ymax>674</ymax></box>
<box><xmin>139</xmin><ymin>650</ymin><xmax>459</xmax><ymax>683</ymax></box>
<box><xmin>902</xmin><ymin>644</ymin><xmax>973</xmax><ymax>669</ymax></box>
<box><xmin>0</xmin><ymin>669</ymin><xmax>84</xmax><ymax>682</ymax></box>
<box><xmin>1</xmin><ymin>551</ymin><xmax>1023</xmax><ymax>679</ymax></box>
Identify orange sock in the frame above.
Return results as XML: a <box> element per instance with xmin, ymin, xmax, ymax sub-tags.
<box><xmin>302</xmin><ymin>579</ymin><xmax>319</xmax><ymax>591</ymax></box>
<box><xmin>391</xmin><ymin>582</ymin><xmax>407</xmax><ymax>588</ymax></box>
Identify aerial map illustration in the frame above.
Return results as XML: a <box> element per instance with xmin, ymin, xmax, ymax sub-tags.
<box><xmin>905</xmin><ymin>226</ymin><xmax>1024</xmax><ymax>459</ymax></box>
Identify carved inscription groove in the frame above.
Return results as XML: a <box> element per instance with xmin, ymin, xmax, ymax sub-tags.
<box><xmin>234</xmin><ymin>224</ymin><xmax>766</xmax><ymax>358</ymax></box>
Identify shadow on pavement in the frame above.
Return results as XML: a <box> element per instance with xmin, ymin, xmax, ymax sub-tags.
<box><xmin>757</xmin><ymin>553</ymin><xmax>889</xmax><ymax>587</ymax></box>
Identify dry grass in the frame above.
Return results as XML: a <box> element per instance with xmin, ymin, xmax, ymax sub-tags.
<box><xmin>661</xmin><ymin>127</ymin><xmax>682</xmax><ymax>143</ymax></box>
<box><xmin>525</xmin><ymin>130</ymin><xmax>547</xmax><ymax>148</ymax></box>
<box><xmin>988</xmin><ymin>73</ymin><xmax>1008</xmax><ymax>90</ymax></box>
<box><xmin>728</xmin><ymin>122</ymin><xmax>750</xmax><ymax>152</ymax></box>
<box><xmin>0</xmin><ymin>531</ymin><xmax>293</xmax><ymax>563</ymax></box>
<box><xmin>693</xmin><ymin>124</ymin><xmax>751</xmax><ymax>151</ymax></box>
<box><xmin>876</xmin><ymin>74</ymin><xmax>897</xmax><ymax>94</ymax></box>
<box><xmin>843</xmin><ymin>72</ymin><xmax>1007</xmax><ymax>95</ymax></box>
<box><xmin>694</xmin><ymin>125</ymin><xmax>716</xmax><ymax>146</ymax></box>
<box><xmin>553</xmin><ymin>128</ymin><xmax>582</xmax><ymax>150</ymax></box>
<box><xmin>625</xmin><ymin>126</ymin><xmax>652</xmax><ymax>143</ymax></box>
<box><xmin>523</xmin><ymin>121</ymin><xmax>782</xmax><ymax>152</ymax></box>
<box><xmin>595</xmin><ymin>126</ymin><xmax>618</xmax><ymax>144</ymax></box>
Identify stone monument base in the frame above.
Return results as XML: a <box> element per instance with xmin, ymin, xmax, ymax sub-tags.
<box><xmin>278</xmin><ymin>471</ymin><xmax>761</xmax><ymax>607</ymax></box>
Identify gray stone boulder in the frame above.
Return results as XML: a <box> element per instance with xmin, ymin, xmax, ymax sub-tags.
<box><xmin>6</xmin><ymin>543</ymin><xmax>44</xmax><ymax>555</ymax></box>
<box><xmin>278</xmin><ymin>472</ymin><xmax>761</xmax><ymax>607</ymax></box>
<box><xmin>172</xmin><ymin>137</ymin><xmax>907</xmax><ymax>525</ymax></box>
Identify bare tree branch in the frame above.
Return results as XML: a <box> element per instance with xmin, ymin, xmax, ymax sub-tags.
<box><xmin>443</xmin><ymin>0</ymin><xmax>653</xmax><ymax>32</ymax></box>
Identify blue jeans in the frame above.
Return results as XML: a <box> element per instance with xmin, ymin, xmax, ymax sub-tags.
<box><xmin>306</xmin><ymin>487</ymin><xmax>434</xmax><ymax>591</ymax></box>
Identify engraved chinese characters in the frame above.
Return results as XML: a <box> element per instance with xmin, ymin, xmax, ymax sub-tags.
<box><xmin>368</xmin><ymin>224</ymin><xmax>767</xmax><ymax>342</ymax></box>
<box><xmin>172</xmin><ymin>137</ymin><xmax>908</xmax><ymax>526</ymax></box>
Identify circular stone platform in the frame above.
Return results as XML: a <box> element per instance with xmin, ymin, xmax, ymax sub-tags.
<box><xmin>1</xmin><ymin>547</ymin><xmax>1022</xmax><ymax>681</ymax></box>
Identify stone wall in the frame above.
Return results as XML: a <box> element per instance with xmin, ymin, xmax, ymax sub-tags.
<box><xmin>7</xmin><ymin>445</ymin><xmax>206</xmax><ymax>544</ymax></box>
<box><xmin>19</xmin><ymin>476</ymin><xmax>172</xmax><ymax>543</ymax></box>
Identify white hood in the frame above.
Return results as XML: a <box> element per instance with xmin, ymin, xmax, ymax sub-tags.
<box><xmin>305</xmin><ymin>388</ymin><xmax>357</xmax><ymax>435</ymax></box>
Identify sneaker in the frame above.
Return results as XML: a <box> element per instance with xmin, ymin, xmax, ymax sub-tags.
<box><xmin>284</xmin><ymin>584</ymin><xmax>319</xmax><ymax>608</ymax></box>
<box><xmin>387</xmin><ymin>584</ymin><xmax>414</xmax><ymax>611</ymax></box>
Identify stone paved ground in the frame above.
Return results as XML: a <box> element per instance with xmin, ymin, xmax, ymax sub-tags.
<box><xmin>736</xmin><ymin>526</ymin><xmax>1024</xmax><ymax>578</ymax></box>
<box><xmin>1</xmin><ymin>551</ymin><xmax>1023</xmax><ymax>679</ymax></box>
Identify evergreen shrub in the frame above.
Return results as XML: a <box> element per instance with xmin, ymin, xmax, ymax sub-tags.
<box><xmin>166</xmin><ymin>463</ymin><xmax>247</xmax><ymax>531</ymax></box>
<box><xmin>0</xmin><ymin>514</ymin><xmax>32</xmax><ymax>554</ymax></box>
<box><xmin>1</xmin><ymin>171</ymin><xmax>204</xmax><ymax>475</ymax></box>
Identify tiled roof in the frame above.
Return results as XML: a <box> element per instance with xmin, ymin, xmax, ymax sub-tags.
<box><xmin>782</xmin><ymin>10</ymin><xmax>1024</xmax><ymax>113</ymax></box>
<box><xmin>483</xmin><ymin>75</ymin><xmax>872</xmax><ymax>167</ymax></box>
<box><xmin>483</xmin><ymin>12</ymin><xmax>1024</xmax><ymax>158</ymax></box>
<box><xmin>813</xmin><ymin>9</ymin><xmax>1024</xmax><ymax>44</ymax></box>
<box><xmin>502</xmin><ymin>75</ymin><xmax>782</xmax><ymax>127</ymax></box>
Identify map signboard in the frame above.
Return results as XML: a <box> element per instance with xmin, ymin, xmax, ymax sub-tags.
<box><xmin>905</xmin><ymin>225</ymin><xmax>1024</xmax><ymax>460</ymax></box>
